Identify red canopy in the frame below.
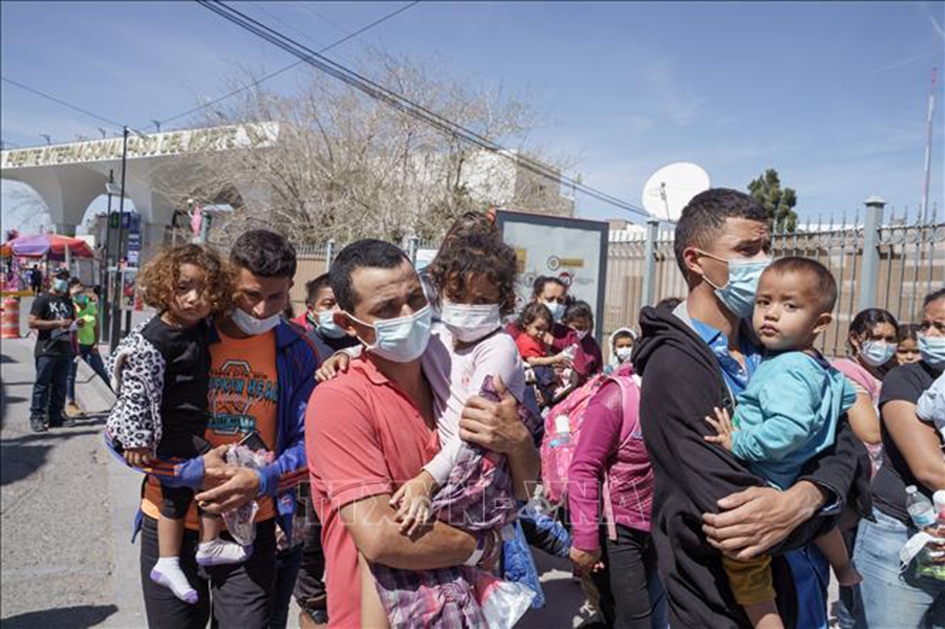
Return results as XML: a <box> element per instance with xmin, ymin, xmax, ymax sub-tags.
<box><xmin>1</xmin><ymin>233</ymin><xmax>95</xmax><ymax>260</ymax></box>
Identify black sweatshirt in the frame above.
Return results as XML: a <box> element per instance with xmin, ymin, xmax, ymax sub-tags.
<box><xmin>631</xmin><ymin>304</ymin><xmax>871</xmax><ymax>629</ymax></box>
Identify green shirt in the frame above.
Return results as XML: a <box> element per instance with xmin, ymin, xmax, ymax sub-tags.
<box><xmin>75</xmin><ymin>300</ymin><xmax>99</xmax><ymax>346</ymax></box>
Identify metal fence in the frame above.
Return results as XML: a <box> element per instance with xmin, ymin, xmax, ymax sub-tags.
<box><xmin>602</xmin><ymin>202</ymin><xmax>943</xmax><ymax>357</ymax></box>
<box><xmin>280</xmin><ymin>201</ymin><xmax>943</xmax><ymax>358</ymax></box>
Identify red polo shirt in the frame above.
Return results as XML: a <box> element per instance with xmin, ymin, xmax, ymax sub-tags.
<box><xmin>306</xmin><ymin>346</ymin><xmax>451</xmax><ymax>628</ymax></box>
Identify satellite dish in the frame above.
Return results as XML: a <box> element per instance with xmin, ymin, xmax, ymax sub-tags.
<box><xmin>641</xmin><ymin>162</ymin><xmax>711</xmax><ymax>221</ymax></box>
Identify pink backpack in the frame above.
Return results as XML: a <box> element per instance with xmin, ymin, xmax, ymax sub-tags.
<box><xmin>540</xmin><ymin>373</ymin><xmax>608</xmax><ymax>504</ymax></box>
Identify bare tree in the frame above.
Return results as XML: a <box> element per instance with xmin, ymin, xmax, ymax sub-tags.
<box><xmin>157</xmin><ymin>49</ymin><xmax>575</xmax><ymax>247</ymax></box>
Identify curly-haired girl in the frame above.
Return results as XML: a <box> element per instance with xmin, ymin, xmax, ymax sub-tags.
<box><xmin>106</xmin><ymin>244</ymin><xmax>242</xmax><ymax>605</ymax></box>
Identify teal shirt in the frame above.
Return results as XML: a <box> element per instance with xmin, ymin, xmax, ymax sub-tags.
<box><xmin>731</xmin><ymin>351</ymin><xmax>857</xmax><ymax>490</ymax></box>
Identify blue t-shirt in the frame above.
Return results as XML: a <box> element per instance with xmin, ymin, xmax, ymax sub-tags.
<box><xmin>730</xmin><ymin>351</ymin><xmax>857</xmax><ymax>490</ymax></box>
<box><xmin>690</xmin><ymin>318</ymin><xmax>762</xmax><ymax>396</ymax></box>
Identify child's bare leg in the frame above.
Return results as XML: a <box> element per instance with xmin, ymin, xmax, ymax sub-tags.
<box><xmin>744</xmin><ymin>600</ymin><xmax>785</xmax><ymax>629</ymax></box>
<box><xmin>195</xmin><ymin>513</ymin><xmax>251</xmax><ymax>566</ymax></box>
<box><xmin>815</xmin><ymin>526</ymin><xmax>862</xmax><ymax>586</ymax></box>
<box><xmin>158</xmin><ymin>514</ymin><xmax>185</xmax><ymax>558</ymax></box>
<box><xmin>199</xmin><ymin>513</ymin><xmax>219</xmax><ymax>543</ymax></box>
<box><xmin>151</xmin><ymin>515</ymin><xmax>198</xmax><ymax>604</ymax></box>
<box><xmin>359</xmin><ymin>553</ymin><xmax>390</xmax><ymax>629</ymax></box>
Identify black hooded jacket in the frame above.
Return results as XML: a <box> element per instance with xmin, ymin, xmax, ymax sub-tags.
<box><xmin>631</xmin><ymin>303</ymin><xmax>870</xmax><ymax>628</ymax></box>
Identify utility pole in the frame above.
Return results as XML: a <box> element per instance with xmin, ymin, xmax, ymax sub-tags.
<box><xmin>100</xmin><ymin>170</ymin><xmax>115</xmax><ymax>343</ymax></box>
<box><xmin>110</xmin><ymin>127</ymin><xmax>130</xmax><ymax>350</ymax></box>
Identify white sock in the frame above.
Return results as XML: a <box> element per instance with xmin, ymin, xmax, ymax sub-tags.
<box><xmin>151</xmin><ymin>557</ymin><xmax>198</xmax><ymax>604</ymax></box>
<box><xmin>196</xmin><ymin>539</ymin><xmax>251</xmax><ymax>566</ymax></box>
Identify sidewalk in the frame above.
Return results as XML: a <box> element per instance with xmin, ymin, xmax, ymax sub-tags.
<box><xmin>0</xmin><ymin>337</ymin><xmax>142</xmax><ymax>627</ymax></box>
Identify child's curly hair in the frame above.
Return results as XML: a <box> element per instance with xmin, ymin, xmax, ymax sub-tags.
<box><xmin>428</xmin><ymin>232</ymin><xmax>518</xmax><ymax>316</ymax></box>
<box><xmin>138</xmin><ymin>244</ymin><xmax>232</xmax><ymax>314</ymax></box>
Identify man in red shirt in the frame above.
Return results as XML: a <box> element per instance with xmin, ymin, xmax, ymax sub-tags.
<box><xmin>306</xmin><ymin>239</ymin><xmax>539</xmax><ymax>628</ymax></box>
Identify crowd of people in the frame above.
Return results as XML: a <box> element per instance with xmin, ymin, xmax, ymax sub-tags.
<box><xmin>21</xmin><ymin>187</ymin><xmax>945</xmax><ymax>628</ymax></box>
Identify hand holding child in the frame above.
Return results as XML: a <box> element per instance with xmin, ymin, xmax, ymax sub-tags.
<box><xmin>704</xmin><ymin>407</ymin><xmax>736</xmax><ymax>452</ymax></box>
<box><xmin>316</xmin><ymin>351</ymin><xmax>350</xmax><ymax>382</ymax></box>
<box><xmin>390</xmin><ymin>470</ymin><xmax>438</xmax><ymax>537</ymax></box>
<box><xmin>202</xmin><ymin>444</ymin><xmax>229</xmax><ymax>470</ymax></box>
<box><xmin>569</xmin><ymin>546</ymin><xmax>604</xmax><ymax>576</ymax></box>
<box><xmin>123</xmin><ymin>447</ymin><xmax>152</xmax><ymax>466</ymax></box>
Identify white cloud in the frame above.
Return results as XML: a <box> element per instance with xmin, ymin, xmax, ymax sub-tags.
<box><xmin>919</xmin><ymin>1</ymin><xmax>945</xmax><ymax>40</ymax></box>
<box><xmin>640</xmin><ymin>60</ymin><xmax>704</xmax><ymax>125</ymax></box>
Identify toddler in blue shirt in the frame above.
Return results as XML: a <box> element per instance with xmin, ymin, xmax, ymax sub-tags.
<box><xmin>705</xmin><ymin>256</ymin><xmax>859</xmax><ymax>629</ymax></box>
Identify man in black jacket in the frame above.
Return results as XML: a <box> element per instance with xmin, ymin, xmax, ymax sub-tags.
<box><xmin>632</xmin><ymin>189</ymin><xmax>869</xmax><ymax>628</ymax></box>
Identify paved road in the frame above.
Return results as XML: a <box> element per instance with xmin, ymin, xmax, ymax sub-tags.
<box><xmin>1</xmin><ymin>337</ymin><xmax>124</xmax><ymax>627</ymax></box>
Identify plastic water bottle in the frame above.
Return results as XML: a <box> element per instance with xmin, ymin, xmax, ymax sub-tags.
<box><xmin>935</xmin><ymin>490</ymin><xmax>945</xmax><ymax>524</ymax></box>
<box><xmin>931</xmin><ymin>491</ymin><xmax>945</xmax><ymax>579</ymax></box>
<box><xmin>906</xmin><ymin>485</ymin><xmax>936</xmax><ymax>577</ymax></box>
<box><xmin>550</xmin><ymin>414</ymin><xmax>570</xmax><ymax>448</ymax></box>
<box><xmin>562</xmin><ymin>344</ymin><xmax>578</xmax><ymax>362</ymax></box>
<box><xmin>907</xmin><ymin>485</ymin><xmax>937</xmax><ymax>528</ymax></box>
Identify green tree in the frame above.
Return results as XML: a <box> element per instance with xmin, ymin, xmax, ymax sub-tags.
<box><xmin>748</xmin><ymin>168</ymin><xmax>797</xmax><ymax>233</ymax></box>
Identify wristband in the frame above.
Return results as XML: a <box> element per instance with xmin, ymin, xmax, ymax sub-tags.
<box><xmin>464</xmin><ymin>531</ymin><xmax>487</xmax><ymax>567</ymax></box>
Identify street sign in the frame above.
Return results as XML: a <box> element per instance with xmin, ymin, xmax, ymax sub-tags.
<box><xmin>127</xmin><ymin>232</ymin><xmax>141</xmax><ymax>266</ymax></box>
<box><xmin>496</xmin><ymin>210</ymin><xmax>609</xmax><ymax>344</ymax></box>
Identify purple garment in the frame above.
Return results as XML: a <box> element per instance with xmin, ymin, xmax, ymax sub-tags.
<box><xmin>568</xmin><ymin>375</ymin><xmax>654</xmax><ymax>552</ymax></box>
<box><xmin>371</xmin><ymin>376</ymin><xmax>522</xmax><ymax>628</ymax></box>
<box><xmin>557</xmin><ymin>329</ymin><xmax>604</xmax><ymax>381</ymax></box>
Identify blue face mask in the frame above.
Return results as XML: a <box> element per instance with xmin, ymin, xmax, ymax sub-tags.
<box><xmin>919</xmin><ymin>334</ymin><xmax>945</xmax><ymax>366</ymax></box>
<box><xmin>53</xmin><ymin>278</ymin><xmax>69</xmax><ymax>293</ymax></box>
<box><xmin>347</xmin><ymin>305</ymin><xmax>433</xmax><ymax>363</ymax></box>
<box><xmin>317</xmin><ymin>310</ymin><xmax>347</xmax><ymax>339</ymax></box>
<box><xmin>699</xmin><ymin>252</ymin><xmax>771</xmax><ymax>319</ymax></box>
<box><xmin>858</xmin><ymin>340</ymin><xmax>897</xmax><ymax>367</ymax></box>
<box><xmin>543</xmin><ymin>300</ymin><xmax>565</xmax><ymax>322</ymax></box>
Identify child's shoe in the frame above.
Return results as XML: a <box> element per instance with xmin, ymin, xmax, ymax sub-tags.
<box><xmin>151</xmin><ymin>557</ymin><xmax>198</xmax><ymax>604</ymax></box>
<box><xmin>196</xmin><ymin>539</ymin><xmax>252</xmax><ymax>566</ymax></box>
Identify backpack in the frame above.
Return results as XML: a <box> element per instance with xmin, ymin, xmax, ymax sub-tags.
<box><xmin>540</xmin><ymin>373</ymin><xmax>609</xmax><ymax>504</ymax></box>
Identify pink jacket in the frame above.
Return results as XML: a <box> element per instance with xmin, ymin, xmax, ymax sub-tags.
<box><xmin>568</xmin><ymin>366</ymin><xmax>654</xmax><ymax>551</ymax></box>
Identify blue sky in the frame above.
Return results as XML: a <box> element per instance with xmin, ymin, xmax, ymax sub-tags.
<box><xmin>2</xmin><ymin>1</ymin><xmax>943</xmax><ymax>233</ymax></box>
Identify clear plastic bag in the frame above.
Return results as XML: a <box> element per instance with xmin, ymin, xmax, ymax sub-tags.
<box><xmin>474</xmin><ymin>570</ymin><xmax>536</xmax><ymax>629</ymax></box>
<box><xmin>220</xmin><ymin>444</ymin><xmax>273</xmax><ymax>546</ymax></box>
<box><xmin>223</xmin><ymin>500</ymin><xmax>259</xmax><ymax>546</ymax></box>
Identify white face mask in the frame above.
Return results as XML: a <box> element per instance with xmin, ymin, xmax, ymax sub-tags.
<box><xmin>231</xmin><ymin>307</ymin><xmax>281</xmax><ymax>336</ymax></box>
<box><xmin>440</xmin><ymin>301</ymin><xmax>501</xmax><ymax>343</ymax></box>
<box><xmin>347</xmin><ymin>305</ymin><xmax>433</xmax><ymax>363</ymax></box>
<box><xmin>317</xmin><ymin>310</ymin><xmax>347</xmax><ymax>339</ymax></box>
<box><xmin>615</xmin><ymin>347</ymin><xmax>633</xmax><ymax>363</ymax></box>
<box><xmin>575</xmin><ymin>329</ymin><xmax>590</xmax><ymax>341</ymax></box>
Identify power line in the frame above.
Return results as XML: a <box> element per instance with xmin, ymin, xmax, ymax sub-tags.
<box><xmin>1</xmin><ymin>76</ymin><xmax>125</xmax><ymax>131</ymax></box>
<box><xmin>196</xmin><ymin>0</ymin><xmax>650</xmax><ymax>217</ymax></box>
<box><xmin>150</xmin><ymin>1</ymin><xmax>419</xmax><ymax>131</ymax></box>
